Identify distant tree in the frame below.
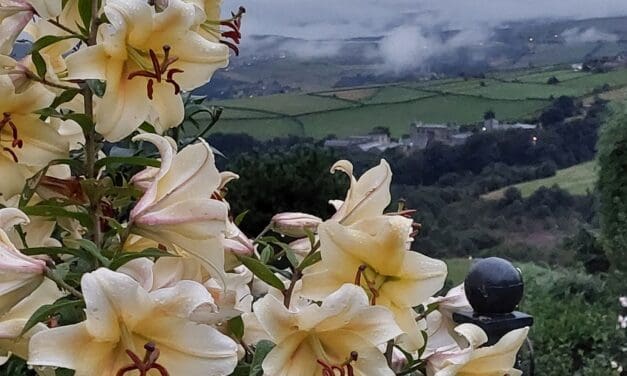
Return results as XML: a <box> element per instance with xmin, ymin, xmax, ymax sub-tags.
<box><xmin>597</xmin><ymin>112</ymin><xmax>627</xmax><ymax>271</ymax></box>
<box><xmin>483</xmin><ymin>110</ymin><xmax>496</xmax><ymax>120</ymax></box>
<box><xmin>547</xmin><ymin>76</ymin><xmax>560</xmax><ymax>85</ymax></box>
<box><xmin>226</xmin><ymin>145</ymin><xmax>348</xmax><ymax>235</ymax></box>
<box><xmin>565</xmin><ymin>228</ymin><xmax>610</xmax><ymax>274</ymax></box>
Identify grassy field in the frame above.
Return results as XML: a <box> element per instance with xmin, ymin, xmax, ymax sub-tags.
<box><xmin>208</xmin><ymin>66</ymin><xmax>627</xmax><ymax>140</ymax></box>
<box><xmin>483</xmin><ymin>161</ymin><xmax>598</xmax><ymax>200</ymax></box>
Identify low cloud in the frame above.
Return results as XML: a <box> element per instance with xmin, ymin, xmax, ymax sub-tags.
<box><xmin>561</xmin><ymin>27</ymin><xmax>619</xmax><ymax>43</ymax></box>
<box><xmin>280</xmin><ymin>40</ymin><xmax>343</xmax><ymax>59</ymax></box>
<box><xmin>377</xmin><ymin>27</ymin><xmax>489</xmax><ymax>73</ymax></box>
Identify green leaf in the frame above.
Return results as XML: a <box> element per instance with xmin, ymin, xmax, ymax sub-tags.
<box><xmin>50</xmin><ymin>89</ymin><xmax>81</xmax><ymax>109</ymax></box>
<box><xmin>56</xmin><ymin>368</ymin><xmax>75</xmax><ymax>376</ymax></box>
<box><xmin>237</xmin><ymin>256</ymin><xmax>285</xmax><ymax>291</ymax></box>
<box><xmin>21</xmin><ymin>299</ymin><xmax>85</xmax><ymax>336</ymax></box>
<box><xmin>31</xmin><ymin>35</ymin><xmax>76</xmax><ymax>52</ymax></box>
<box><xmin>77</xmin><ymin>0</ymin><xmax>92</xmax><ymax>30</ymax></box>
<box><xmin>86</xmin><ymin>79</ymin><xmax>106</xmax><ymax>97</ymax></box>
<box><xmin>22</xmin><ymin>205</ymin><xmax>92</xmax><ymax>227</ymax></box>
<box><xmin>138</xmin><ymin>121</ymin><xmax>157</xmax><ymax>133</ymax></box>
<box><xmin>260</xmin><ymin>245</ymin><xmax>272</xmax><ymax>264</ymax></box>
<box><xmin>298</xmin><ymin>251</ymin><xmax>321</xmax><ymax>270</ymax></box>
<box><xmin>72</xmin><ymin>239</ymin><xmax>111</xmax><ymax>267</ymax></box>
<box><xmin>95</xmin><ymin>156</ymin><xmax>161</xmax><ymax>170</ymax></box>
<box><xmin>21</xmin><ymin>246</ymin><xmax>87</xmax><ymax>259</ymax></box>
<box><xmin>31</xmin><ymin>50</ymin><xmax>47</xmax><ymax>78</ymax></box>
<box><xmin>284</xmin><ymin>247</ymin><xmax>299</xmax><ymax>269</ymax></box>
<box><xmin>229</xmin><ymin>364</ymin><xmax>251</xmax><ymax>376</ymax></box>
<box><xmin>234</xmin><ymin>210</ymin><xmax>249</xmax><ymax>226</ymax></box>
<box><xmin>228</xmin><ymin>316</ymin><xmax>245</xmax><ymax>340</ymax></box>
<box><xmin>19</xmin><ymin>166</ymin><xmax>49</xmax><ymax>208</ymax></box>
<box><xmin>109</xmin><ymin>248</ymin><xmax>178</xmax><ymax>270</ymax></box>
<box><xmin>249</xmin><ymin>340</ymin><xmax>275</xmax><ymax>376</ymax></box>
<box><xmin>64</xmin><ymin>113</ymin><xmax>93</xmax><ymax>132</ymax></box>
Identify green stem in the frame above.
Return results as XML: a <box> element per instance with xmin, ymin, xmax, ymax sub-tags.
<box><xmin>83</xmin><ymin>0</ymin><xmax>103</xmax><ymax>247</ymax></box>
<box><xmin>45</xmin><ymin>268</ymin><xmax>83</xmax><ymax>299</ymax></box>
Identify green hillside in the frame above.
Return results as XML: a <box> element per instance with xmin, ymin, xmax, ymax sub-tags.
<box><xmin>483</xmin><ymin>161</ymin><xmax>598</xmax><ymax>200</ymax></box>
<box><xmin>207</xmin><ymin>66</ymin><xmax>627</xmax><ymax>140</ymax></box>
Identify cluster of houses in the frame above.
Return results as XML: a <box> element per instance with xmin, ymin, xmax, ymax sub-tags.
<box><xmin>324</xmin><ymin>119</ymin><xmax>538</xmax><ymax>153</ymax></box>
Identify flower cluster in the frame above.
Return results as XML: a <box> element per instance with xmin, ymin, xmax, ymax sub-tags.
<box><xmin>0</xmin><ymin>1</ymin><xmax>529</xmax><ymax>375</ymax></box>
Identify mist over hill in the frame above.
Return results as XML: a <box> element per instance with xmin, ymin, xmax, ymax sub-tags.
<box><xmin>200</xmin><ymin>16</ymin><xmax>627</xmax><ymax>98</ymax></box>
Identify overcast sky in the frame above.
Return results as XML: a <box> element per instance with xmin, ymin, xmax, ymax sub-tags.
<box><xmin>223</xmin><ymin>0</ymin><xmax>627</xmax><ymax>40</ymax></box>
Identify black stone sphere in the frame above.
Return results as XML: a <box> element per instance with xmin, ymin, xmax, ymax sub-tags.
<box><xmin>464</xmin><ymin>257</ymin><xmax>524</xmax><ymax>315</ymax></box>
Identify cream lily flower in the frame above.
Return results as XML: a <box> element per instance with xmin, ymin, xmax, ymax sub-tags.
<box><xmin>280</xmin><ymin>159</ymin><xmax>393</xmax><ymax>257</ymax></box>
<box><xmin>0</xmin><ymin>76</ymin><xmax>69</xmax><ymax>197</ymax></box>
<box><xmin>0</xmin><ymin>208</ymin><xmax>47</xmax><ymax>316</ymax></box>
<box><xmin>246</xmin><ymin>284</ymin><xmax>403</xmax><ymax>376</ymax></box>
<box><xmin>0</xmin><ymin>0</ymin><xmax>62</xmax><ymax>54</ymax></box>
<box><xmin>0</xmin><ymin>279</ymin><xmax>63</xmax><ymax>365</ymax></box>
<box><xmin>28</xmin><ymin>268</ymin><xmax>238</xmax><ymax>376</ymax></box>
<box><xmin>129</xmin><ymin>133</ymin><xmax>229</xmax><ymax>280</ymax></box>
<box><xmin>330</xmin><ymin>159</ymin><xmax>392</xmax><ymax>225</ymax></box>
<box><xmin>0</xmin><ymin>196</ymin><xmax>61</xmax><ymax>248</ymax></box>
<box><xmin>425</xmin><ymin>284</ymin><xmax>473</xmax><ymax>356</ymax></box>
<box><xmin>120</xmin><ymin>257</ymin><xmax>252</xmax><ymax>325</ymax></box>
<box><xmin>24</xmin><ymin>18</ymin><xmax>80</xmax><ymax>81</ymax></box>
<box><xmin>426</xmin><ymin>324</ymin><xmax>529</xmax><ymax>376</ymax></box>
<box><xmin>65</xmin><ymin>0</ymin><xmax>229</xmax><ymax>141</ymax></box>
<box><xmin>301</xmin><ymin>215</ymin><xmax>447</xmax><ymax>351</ymax></box>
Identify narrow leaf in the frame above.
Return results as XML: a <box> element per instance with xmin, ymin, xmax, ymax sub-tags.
<box><xmin>298</xmin><ymin>251</ymin><xmax>321</xmax><ymax>270</ymax></box>
<box><xmin>228</xmin><ymin>316</ymin><xmax>245</xmax><ymax>340</ymax></box>
<box><xmin>31</xmin><ymin>35</ymin><xmax>76</xmax><ymax>52</ymax></box>
<box><xmin>109</xmin><ymin>248</ymin><xmax>178</xmax><ymax>270</ymax></box>
<box><xmin>22</xmin><ymin>205</ymin><xmax>92</xmax><ymax>227</ymax></box>
<box><xmin>21</xmin><ymin>299</ymin><xmax>85</xmax><ymax>335</ymax></box>
<box><xmin>31</xmin><ymin>50</ymin><xmax>47</xmax><ymax>78</ymax></box>
<box><xmin>249</xmin><ymin>340</ymin><xmax>275</xmax><ymax>376</ymax></box>
<box><xmin>77</xmin><ymin>0</ymin><xmax>92</xmax><ymax>30</ymax></box>
<box><xmin>95</xmin><ymin>156</ymin><xmax>161</xmax><ymax>170</ymax></box>
<box><xmin>237</xmin><ymin>256</ymin><xmax>285</xmax><ymax>291</ymax></box>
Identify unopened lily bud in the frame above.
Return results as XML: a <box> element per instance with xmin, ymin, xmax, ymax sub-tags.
<box><xmin>271</xmin><ymin>212</ymin><xmax>322</xmax><ymax>237</ymax></box>
<box><xmin>391</xmin><ymin>347</ymin><xmax>408</xmax><ymax>373</ymax></box>
<box><xmin>0</xmin><ymin>216</ymin><xmax>47</xmax><ymax>314</ymax></box>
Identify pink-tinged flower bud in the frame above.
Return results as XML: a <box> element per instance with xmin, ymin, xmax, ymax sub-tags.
<box><xmin>271</xmin><ymin>212</ymin><xmax>322</xmax><ymax>237</ymax></box>
<box><xmin>0</xmin><ymin>225</ymin><xmax>46</xmax><ymax>315</ymax></box>
<box><xmin>391</xmin><ymin>347</ymin><xmax>408</xmax><ymax>373</ymax></box>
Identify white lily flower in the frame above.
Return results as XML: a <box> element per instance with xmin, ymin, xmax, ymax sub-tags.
<box><xmin>129</xmin><ymin>133</ymin><xmax>229</xmax><ymax>281</ymax></box>
<box><xmin>0</xmin><ymin>208</ymin><xmax>47</xmax><ymax>316</ymax></box>
<box><xmin>0</xmin><ymin>279</ymin><xmax>63</xmax><ymax>365</ymax></box>
<box><xmin>0</xmin><ymin>0</ymin><xmax>62</xmax><ymax>54</ymax></box>
<box><xmin>246</xmin><ymin>283</ymin><xmax>403</xmax><ymax>376</ymax></box>
<box><xmin>64</xmin><ymin>0</ymin><xmax>229</xmax><ymax>141</ymax></box>
<box><xmin>426</xmin><ymin>324</ymin><xmax>529</xmax><ymax>376</ymax></box>
<box><xmin>28</xmin><ymin>268</ymin><xmax>238</xmax><ymax>376</ymax></box>
<box><xmin>301</xmin><ymin>215</ymin><xmax>447</xmax><ymax>351</ymax></box>
<box><xmin>0</xmin><ymin>76</ymin><xmax>69</xmax><ymax>198</ymax></box>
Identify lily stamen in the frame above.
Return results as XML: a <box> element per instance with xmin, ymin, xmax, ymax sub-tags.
<box><xmin>317</xmin><ymin>351</ymin><xmax>358</xmax><ymax>376</ymax></box>
<box><xmin>127</xmin><ymin>45</ymin><xmax>184</xmax><ymax>99</ymax></box>
<box><xmin>0</xmin><ymin>112</ymin><xmax>23</xmax><ymax>162</ymax></box>
<box><xmin>116</xmin><ymin>342</ymin><xmax>169</xmax><ymax>376</ymax></box>
<box><xmin>354</xmin><ymin>264</ymin><xmax>367</xmax><ymax>286</ymax></box>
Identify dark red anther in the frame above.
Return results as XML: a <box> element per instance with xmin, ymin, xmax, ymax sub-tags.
<box><xmin>0</xmin><ymin>112</ymin><xmax>22</xmax><ymax>162</ymax></box>
<box><xmin>166</xmin><ymin>69</ymin><xmax>183</xmax><ymax>95</ymax></box>
<box><xmin>219</xmin><ymin>6</ymin><xmax>246</xmax><ymax>55</ymax></box>
<box><xmin>128</xmin><ymin>45</ymin><xmax>183</xmax><ymax>100</ymax></box>
<box><xmin>117</xmin><ymin>342</ymin><xmax>169</xmax><ymax>376</ymax></box>
<box><xmin>147</xmin><ymin>79</ymin><xmax>154</xmax><ymax>100</ymax></box>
